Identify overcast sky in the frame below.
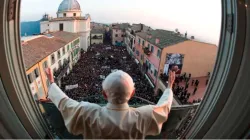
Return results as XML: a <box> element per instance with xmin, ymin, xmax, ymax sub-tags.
<box><xmin>21</xmin><ymin>0</ymin><xmax>221</xmax><ymax>45</ymax></box>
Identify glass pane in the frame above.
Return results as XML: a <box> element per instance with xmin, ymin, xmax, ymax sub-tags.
<box><xmin>20</xmin><ymin>0</ymin><xmax>221</xmax><ymax>139</ymax></box>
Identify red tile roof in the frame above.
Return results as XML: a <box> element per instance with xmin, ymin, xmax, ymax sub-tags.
<box><xmin>51</xmin><ymin>31</ymin><xmax>80</xmax><ymax>43</ymax></box>
<box><xmin>22</xmin><ymin>31</ymin><xmax>80</xmax><ymax>69</ymax></box>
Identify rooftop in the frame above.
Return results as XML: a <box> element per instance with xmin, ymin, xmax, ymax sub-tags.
<box><xmin>131</xmin><ymin>23</ymin><xmax>152</xmax><ymax>32</ymax></box>
<box><xmin>51</xmin><ymin>31</ymin><xmax>80</xmax><ymax>43</ymax></box>
<box><xmin>22</xmin><ymin>31</ymin><xmax>80</xmax><ymax>69</ymax></box>
<box><xmin>112</xmin><ymin>23</ymin><xmax>130</xmax><ymax>30</ymax></box>
<box><xmin>91</xmin><ymin>28</ymin><xmax>105</xmax><ymax>34</ymax></box>
<box><xmin>136</xmin><ymin>29</ymin><xmax>188</xmax><ymax>49</ymax></box>
<box><xmin>49</xmin><ymin>16</ymin><xmax>88</xmax><ymax>22</ymax></box>
<box><xmin>57</xmin><ymin>0</ymin><xmax>81</xmax><ymax>13</ymax></box>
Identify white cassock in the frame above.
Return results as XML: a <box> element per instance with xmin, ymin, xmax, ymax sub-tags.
<box><xmin>48</xmin><ymin>83</ymin><xmax>173</xmax><ymax>139</ymax></box>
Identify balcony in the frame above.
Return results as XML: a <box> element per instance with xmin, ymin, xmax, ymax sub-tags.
<box><xmin>143</xmin><ymin>47</ymin><xmax>151</xmax><ymax>55</ymax></box>
<box><xmin>54</xmin><ymin>60</ymin><xmax>70</xmax><ymax>81</ymax></box>
<box><xmin>38</xmin><ymin>100</ymin><xmax>199</xmax><ymax>139</ymax></box>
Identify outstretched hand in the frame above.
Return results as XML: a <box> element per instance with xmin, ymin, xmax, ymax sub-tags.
<box><xmin>168</xmin><ymin>70</ymin><xmax>176</xmax><ymax>89</ymax></box>
<box><xmin>45</xmin><ymin>68</ymin><xmax>54</xmax><ymax>84</ymax></box>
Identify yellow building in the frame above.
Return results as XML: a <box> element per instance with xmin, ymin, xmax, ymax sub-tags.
<box><xmin>22</xmin><ymin>31</ymin><xmax>81</xmax><ymax>100</ymax></box>
<box><xmin>25</xmin><ymin>58</ymin><xmax>50</xmax><ymax>100</ymax></box>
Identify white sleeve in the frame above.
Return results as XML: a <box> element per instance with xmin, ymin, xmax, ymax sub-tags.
<box><xmin>156</xmin><ymin>88</ymin><xmax>173</xmax><ymax>112</ymax></box>
<box><xmin>146</xmin><ymin>88</ymin><xmax>173</xmax><ymax>135</ymax></box>
<box><xmin>48</xmin><ymin>83</ymin><xmax>68</xmax><ymax>108</ymax></box>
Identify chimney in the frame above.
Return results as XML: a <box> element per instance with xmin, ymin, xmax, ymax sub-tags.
<box><xmin>155</xmin><ymin>38</ymin><xmax>160</xmax><ymax>44</ymax></box>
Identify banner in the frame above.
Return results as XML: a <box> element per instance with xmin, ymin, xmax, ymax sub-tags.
<box><xmin>165</xmin><ymin>53</ymin><xmax>184</xmax><ymax>74</ymax></box>
<box><xmin>65</xmin><ymin>84</ymin><xmax>79</xmax><ymax>90</ymax></box>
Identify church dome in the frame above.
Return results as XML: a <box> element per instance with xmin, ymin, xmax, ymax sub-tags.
<box><xmin>57</xmin><ymin>0</ymin><xmax>81</xmax><ymax>12</ymax></box>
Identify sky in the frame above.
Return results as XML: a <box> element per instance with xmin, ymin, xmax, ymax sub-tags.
<box><xmin>21</xmin><ymin>0</ymin><xmax>221</xmax><ymax>45</ymax></box>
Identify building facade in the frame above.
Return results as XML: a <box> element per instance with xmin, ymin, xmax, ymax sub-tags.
<box><xmin>111</xmin><ymin>23</ymin><xmax>130</xmax><ymax>46</ymax></box>
<box><xmin>124</xmin><ymin>24</ymin><xmax>152</xmax><ymax>60</ymax></box>
<box><xmin>40</xmin><ymin>0</ymin><xmax>91</xmax><ymax>51</ymax></box>
<box><xmin>22</xmin><ymin>31</ymin><xmax>81</xmax><ymax>100</ymax></box>
<box><xmin>90</xmin><ymin>29</ymin><xmax>105</xmax><ymax>45</ymax></box>
<box><xmin>133</xmin><ymin>29</ymin><xmax>217</xmax><ymax>95</ymax></box>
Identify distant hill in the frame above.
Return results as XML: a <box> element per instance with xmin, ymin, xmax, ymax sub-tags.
<box><xmin>20</xmin><ymin>20</ymin><xmax>41</xmax><ymax>36</ymax></box>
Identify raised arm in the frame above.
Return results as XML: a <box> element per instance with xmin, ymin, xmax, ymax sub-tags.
<box><xmin>45</xmin><ymin>68</ymin><xmax>86</xmax><ymax>135</ymax></box>
<box><xmin>146</xmin><ymin>71</ymin><xmax>175</xmax><ymax>135</ymax></box>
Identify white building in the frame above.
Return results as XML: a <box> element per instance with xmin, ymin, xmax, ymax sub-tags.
<box><xmin>22</xmin><ymin>31</ymin><xmax>81</xmax><ymax>100</ymax></box>
<box><xmin>40</xmin><ymin>0</ymin><xmax>91</xmax><ymax>51</ymax></box>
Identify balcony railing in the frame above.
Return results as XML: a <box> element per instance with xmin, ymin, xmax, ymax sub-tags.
<box><xmin>143</xmin><ymin>47</ymin><xmax>151</xmax><ymax>55</ymax></box>
<box><xmin>38</xmin><ymin>100</ymin><xmax>200</xmax><ymax>139</ymax></box>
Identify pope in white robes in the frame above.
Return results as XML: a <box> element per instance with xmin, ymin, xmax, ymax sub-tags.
<box><xmin>46</xmin><ymin>69</ymin><xmax>175</xmax><ymax>139</ymax></box>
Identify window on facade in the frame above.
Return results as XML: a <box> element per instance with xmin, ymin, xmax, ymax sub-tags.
<box><xmin>121</xmin><ymin>41</ymin><xmax>123</xmax><ymax>43</ymax></box>
<box><xmin>115</xmin><ymin>34</ymin><xmax>118</xmax><ymax>37</ymax></box>
<box><xmin>43</xmin><ymin>61</ymin><xmax>48</xmax><ymax>68</ymax></box>
<box><xmin>51</xmin><ymin>54</ymin><xmax>55</xmax><ymax>64</ymax></box>
<box><xmin>59</xmin><ymin>23</ymin><xmax>64</xmax><ymax>31</ymax></box>
<box><xmin>59</xmin><ymin>60</ymin><xmax>62</xmax><ymax>68</ymax></box>
<box><xmin>136</xmin><ymin>50</ymin><xmax>140</xmax><ymax>56</ymax></box>
<box><xmin>157</xmin><ymin>49</ymin><xmax>161</xmax><ymax>58</ymax></box>
<box><xmin>34</xmin><ymin>68</ymin><xmax>39</xmax><ymax>78</ymax></box>
<box><xmin>154</xmin><ymin>69</ymin><xmax>158</xmax><ymax>77</ymax></box>
<box><xmin>151</xmin><ymin>46</ymin><xmax>154</xmax><ymax>53</ymax></box>
<box><xmin>141</xmin><ymin>54</ymin><xmax>144</xmax><ymax>60</ymax></box>
<box><xmin>27</xmin><ymin>73</ymin><xmax>33</xmax><ymax>84</ymax></box>
<box><xmin>67</xmin><ymin>45</ymin><xmax>70</xmax><ymax>51</ymax></box>
<box><xmin>33</xmin><ymin>93</ymin><xmax>38</xmax><ymax>100</ymax></box>
<box><xmin>48</xmin><ymin>24</ymin><xmax>49</xmax><ymax>26</ymax></box>
<box><xmin>63</xmin><ymin>47</ymin><xmax>65</xmax><ymax>55</ymax></box>
<box><xmin>73</xmin><ymin>13</ymin><xmax>76</xmax><ymax>16</ymax></box>
<box><xmin>142</xmin><ymin>40</ymin><xmax>145</xmax><ymax>46</ymax></box>
<box><xmin>116</xmin><ymin>30</ymin><xmax>118</xmax><ymax>32</ymax></box>
<box><xmin>138</xmin><ymin>38</ymin><xmax>141</xmax><ymax>44</ymax></box>
<box><xmin>57</xmin><ymin>50</ymin><xmax>61</xmax><ymax>59</ymax></box>
<box><xmin>63</xmin><ymin>13</ymin><xmax>66</xmax><ymax>17</ymax></box>
<box><xmin>148</xmin><ymin>44</ymin><xmax>150</xmax><ymax>48</ymax></box>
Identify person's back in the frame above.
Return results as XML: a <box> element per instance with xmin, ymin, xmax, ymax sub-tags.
<box><xmin>46</xmin><ymin>69</ymin><xmax>175</xmax><ymax>139</ymax></box>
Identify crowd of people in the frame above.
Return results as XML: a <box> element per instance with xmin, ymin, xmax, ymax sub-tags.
<box><xmin>60</xmin><ymin>44</ymin><xmax>158</xmax><ymax>105</ymax></box>
<box><xmin>173</xmin><ymin>72</ymin><xmax>209</xmax><ymax>104</ymax></box>
<box><xmin>160</xmin><ymin>71</ymin><xmax>208</xmax><ymax>104</ymax></box>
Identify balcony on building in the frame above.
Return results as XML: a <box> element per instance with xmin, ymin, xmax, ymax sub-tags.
<box><xmin>143</xmin><ymin>47</ymin><xmax>152</xmax><ymax>55</ymax></box>
<box><xmin>38</xmin><ymin>98</ymin><xmax>199</xmax><ymax>139</ymax></box>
